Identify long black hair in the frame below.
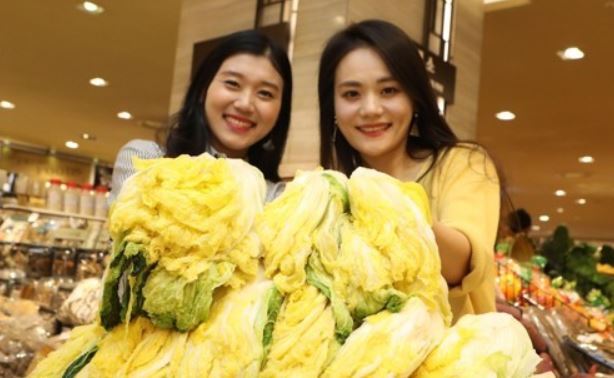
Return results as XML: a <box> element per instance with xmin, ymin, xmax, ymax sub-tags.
<box><xmin>166</xmin><ymin>29</ymin><xmax>292</xmax><ymax>181</ymax></box>
<box><xmin>318</xmin><ymin>19</ymin><xmax>459</xmax><ymax>177</ymax></box>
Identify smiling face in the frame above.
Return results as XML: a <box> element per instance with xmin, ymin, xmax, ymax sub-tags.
<box><xmin>334</xmin><ymin>47</ymin><xmax>414</xmax><ymax>162</ymax></box>
<box><xmin>204</xmin><ymin>53</ymin><xmax>283</xmax><ymax>158</ymax></box>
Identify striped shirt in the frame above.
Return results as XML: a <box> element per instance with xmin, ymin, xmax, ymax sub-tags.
<box><xmin>109</xmin><ymin>139</ymin><xmax>285</xmax><ymax>204</ymax></box>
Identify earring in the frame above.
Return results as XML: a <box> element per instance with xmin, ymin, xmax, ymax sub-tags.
<box><xmin>262</xmin><ymin>137</ymin><xmax>275</xmax><ymax>152</ymax></box>
<box><xmin>332</xmin><ymin>126</ymin><xmax>338</xmax><ymax>145</ymax></box>
<box><xmin>409</xmin><ymin>113</ymin><xmax>420</xmax><ymax>136</ymax></box>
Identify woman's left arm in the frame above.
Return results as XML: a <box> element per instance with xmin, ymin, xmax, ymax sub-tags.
<box><xmin>433</xmin><ymin>147</ymin><xmax>500</xmax><ymax>291</ymax></box>
<box><xmin>432</xmin><ymin>221</ymin><xmax>471</xmax><ymax>286</ymax></box>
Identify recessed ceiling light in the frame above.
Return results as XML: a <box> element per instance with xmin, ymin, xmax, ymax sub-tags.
<box><xmin>531</xmin><ymin>225</ymin><xmax>541</xmax><ymax>231</ymax></box>
<box><xmin>578</xmin><ymin>155</ymin><xmax>594</xmax><ymax>164</ymax></box>
<box><xmin>557</xmin><ymin>47</ymin><xmax>585</xmax><ymax>61</ymax></box>
<box><xmin>554</xmin><ymin>189</ymin><xmax>566</xmax><ymax>197</ymax></box>
<box><xmin>576</xmin><ymin>198</ymin><xmax>587</xmax><ymax>205</ymax></box>
<box><xmin>0</xmin><ymin>100</ymin><xmax>15</xmax><ymax>109</ymax></box>
<box><xmin>78</xmin><ymin>1</ymin><xmax>104</xmax><ymax>14</ymax></box>
<box><xmin>557</xmin><ymin>207</ymin><xmax>564</xmax><ymax>214</ymax></box>
<box><xmin>495</xmin><ymin>111</ymin><xmax>515</xmax><ymax>121</ymax></box>
<box><xmin>65</xmin><ymin>140</ymin><xmax>79</xmax><ymax>149</ymax></box>
<box><xmin>117</xmin><ymin>111</ymin><xmax>133</xmax><ymax>120</ymax></box>
<box><xmin>89</xmin><ymin>77</ymin><xmax>108</xmax><ymax>87</ymax></box>
<box><xmin>539</xmin><ymin>215</ymin><xmax>550</xmax><ymax>222</ymax></box>
<box><xmin>81</xmin><ymin>133</ymin><xmax>96</xmax><ymax>140</ymax></box>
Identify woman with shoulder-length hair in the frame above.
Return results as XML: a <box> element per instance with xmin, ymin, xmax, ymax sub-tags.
<box><xmin>318</xmin><ymin>19</ymin><xmax>500</xmax><ymax>323</ymax></box>
<box><xmin>110</xmin><ymin>29</ymin><xmax>293</xmax><ymax>202</ymax></box>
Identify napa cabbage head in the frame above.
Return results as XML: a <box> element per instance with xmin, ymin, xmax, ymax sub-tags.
<box><xmin>414</xmin><ymin>312</ymin><xmax>541</xmax><ymax>378</ymax></box>
<box><xmin>176</xmin><ymin>280</ymin><xmax>282</xmax><ymax>378</ymax></box>
<box><xmin>28</xmin><ymin>323</ymin><xmax>105</xmax><ymax>378</ymax></box>
<box><xmin>256</xmin><ymin>170</ymin><xmax>339</xmax><ymax>294</ymax></box>
<box><xmin>321</xmin><ymin>297</ymin><xmax>445</xmax><ymax>378</ymax></box>
<box><xmin>88</xmin><ymin>317</ymin><xmax>187</xmax><ymax>377</ymax></box>
<box><xmin>348</xmin><ymin>167</ymin><xmax>452</xmax><ymax>324</ymax></box>
<box><xmin>260</xmin><ymin>285</ymin><xmax>339</xmax><ymax>378</ymax></box>
<box><xmin>109</xmin><ymin>154</ymin><xmax>265</xmax><ymax>279</ymax></box>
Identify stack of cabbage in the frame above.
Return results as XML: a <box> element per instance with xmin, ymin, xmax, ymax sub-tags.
<box><xmin>29</xmin><ymin>159</ymin><xmax>541</xmax><ymax>378</ymax></box>
<box><xmin>257</xmin><ymin>167</ymin><xmax>540</xmax><ymax>377</ymax></box>
<box><xmin>29</xmin><ymin>154</ymin><xmax>284</xmax><ymax>377</ymax></box>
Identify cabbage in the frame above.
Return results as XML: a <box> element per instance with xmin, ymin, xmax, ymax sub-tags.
<box><xmin>27</xmin><ymin>324</ymin><xmax>105</xmax><ymax>378</ymax></box>
<box><xmin>322</xmin><ymin>297</ymin><xmax>445</xmax><ymax>377</ymax></box>
<box><xmin>415</xmin><ymin>312</ymin><xmax>542</xmax><ymax>377</ymax></box>
<box><xmin>257</xmin><ymin>170</ymin><xmax>340</xmax><ymax>294</ymax></box>
<box><xmin>260</xmin><ymin>285</ymin><xmax>339</xmax><ymax>377</ymax></box>
<box><xmin>100</xmin><ymin>154</ymin><xmax>266</xmax><ymax>331</ymax></box>
<box><xmin>176</xmin><ymin>280</ymin><xmax>282</xmax><ymax>377</ymax></box>
<box><xmin>347</xmin><ymin>167</ymin><xmax>452</xmax><ymax>324</ymax></box>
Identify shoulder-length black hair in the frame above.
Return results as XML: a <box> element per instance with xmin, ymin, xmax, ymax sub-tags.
<box><xmin>318</xmin><ymin>19</ymin><xmax>459</xmax><ymax>177</ymax></box>
<box><xmin>166</xmin><ymin>29</ymin><xmax>292</xmax><ymax>182</ymax></box>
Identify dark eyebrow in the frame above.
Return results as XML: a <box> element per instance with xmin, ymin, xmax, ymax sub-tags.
<box><xmin>219</xmin><ymin>70</ymin><xmax>280</xmax><ymax>91</ymax></box>
<box><xmin>337</xmin><ymin>77</ymin><xmax>397</xmax><ymax>88</ymax></box>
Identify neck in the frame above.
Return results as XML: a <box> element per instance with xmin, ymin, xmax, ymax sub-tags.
<box><xmin>361</xmin><ymin>150</ymin><xmax>421</xmax><ymax>181</ymax></box>
<box><xmin>209</xmin><ymin>141</ymin><xmax>247</xmax><ymax>159</ymax></box>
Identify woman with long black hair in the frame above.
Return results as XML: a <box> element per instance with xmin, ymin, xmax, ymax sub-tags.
<box><xmin>318</xmin><ymin>20</ymin><xmax>500</xmax><ymax>323</ymax></box>
<box><xmin>110</xmin><ymin>29</ymin><xmax>292</xmax><ymax>202</ymax></box>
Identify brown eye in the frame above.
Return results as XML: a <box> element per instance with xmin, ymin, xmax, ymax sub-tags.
<box><xmin>258</xmin><ymin>90</ymin><xmax>275</xmax><ymax>99</ymax></box>
<box><xmin>382</xmin><ymin>86</ymin><xmax>399</xmax><ymax>96</ymax></box>
<box><xmin>224</xmin><ymin>80</ymin><xmax>240</xmax><ymax>89</ymax></box>
<box><xmin>342</xmin><ymin>90</ymin><xmax>360</xmax><ymax>100</ymax></box>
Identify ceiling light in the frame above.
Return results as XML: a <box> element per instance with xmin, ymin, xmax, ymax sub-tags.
<box><xmin>65</xmin><ymin>140</ymin><xmax>79</xmax><ymax>149</ymax></box>
<box><xmin>89</xmin><ymin>77</ymin><xmax>108</xmax><ymax>87</ymax></box>
<box><xmin>0</xmin><ymin>100</ymin><xmax>15</xmax><ymax>109</ymax></box>
<box><xmin>557</xmin><ymin>47</ymin><xmax>585</xmax><ymax>61</ymax></box>
<box><xmin>554</xmin><ymin>189</ymin><xmax>566</xmax><ymax>197</ymax></box>
<box><xmin>334</xmin><ymin>15</ymin><xmax>345</xmax><ymax>25</ymax></box>
<box><xmin>578</xmin><ymin>155</ymin><xmax>594</xmax><ymax>164</ymax></box>
<box><xmin>81</xmin><ymin>133</ymin><xmax>96</xmax><ymax>140</ymax></box>
<box><xmin>78</xmin><ymin>1</ymin><xmax>104</xmax><ymax>14</ymax></box>
<box><xmin>117</xmin><ymin>111</ymin><xmax>133</xmax><ymax>120</ymax></box>
<box><xmin>495</xmin><ymin>111</ymin><xmax>515</xmax><ymax>121</ymax></box>
<box><xmin>557</xmin><ymin>207</ymin><xmax>564</xmax><ymax>214</ymax></box>
<box><xmin>531</xmin><ymin>225</ymin><xmax>541</xmax><ymax>231</ymax></box>
<box><xmin>576</xmin><ymin>198</ymin><xmax>587</xmax><ymax>205</ymax></box>
<box><xmin>539</xmin><ymin>215</ymin><xmax>550</xmax><ymax>222</ymax></box>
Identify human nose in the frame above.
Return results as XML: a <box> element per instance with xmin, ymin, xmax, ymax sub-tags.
<box><xmin>234</xmin><ymin>90</ymin><xmax>255</xmax><ymax>113</ymax></box>
<box><xmin>359</xmin><ymin>92</ymin><xmax>383</xmax><ymax>118</ymax></box>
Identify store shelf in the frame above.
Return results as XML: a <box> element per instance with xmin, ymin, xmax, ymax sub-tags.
<box><xmin>1</xmin><ymin>204</ymin><xmax>107</xmax><ymax>222</ymax></box>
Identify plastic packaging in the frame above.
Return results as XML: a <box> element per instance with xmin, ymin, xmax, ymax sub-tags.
<box><xmin>46</xmin><ymin>179</ymin><xmax>63</xmax><ymax>211</ymax></box>
<box><xmin>94</xmin><ymin>186</ymin><xmax>108</xmax><ymax>218</ymax></box>
<box><xmin>79</xmin><ymin>183</ymin><xmax>95</xmax><ymax>216</ymax></box>
<box><xmin>63</xmin><ymin>182</ymin><xmax>79</xmax><ymax>214</ymax></box>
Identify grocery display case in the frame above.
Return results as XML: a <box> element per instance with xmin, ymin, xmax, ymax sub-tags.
<box><xmin>0</xmin><ymin>204</ymin><xmax>108</xmax><ymax>376</ymax></box>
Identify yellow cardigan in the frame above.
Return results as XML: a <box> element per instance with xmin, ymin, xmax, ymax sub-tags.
<box><xmin>417</xmin><ymin>145</ymin><xmax>500</xmax><ymax>324</ymax></box>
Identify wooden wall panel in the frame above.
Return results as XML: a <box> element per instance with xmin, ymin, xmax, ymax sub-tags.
<box><xmin>348</xmin><ymin>0</ymin><xmax>425</xmax><ymax>42</ymax></box>
<box><xmin>445</xmin><ymin>0</ymin><xmax>484</xmax><ymax>139</ymax></box>
<box><xmin>279</xmin><ymin>0</ymin><xmax>348</xmax><ymax>177</ymax></box>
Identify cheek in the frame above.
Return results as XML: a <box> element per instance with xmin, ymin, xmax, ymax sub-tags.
<box><xmin>335</xmin><ymin>101</ymin><xmax>359</xmax><ymax>130</ymax></box>
<box><xmin>260</xmin><ymin>101</ymin><xmax>282</xmax><ymax>127</ymax></box>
